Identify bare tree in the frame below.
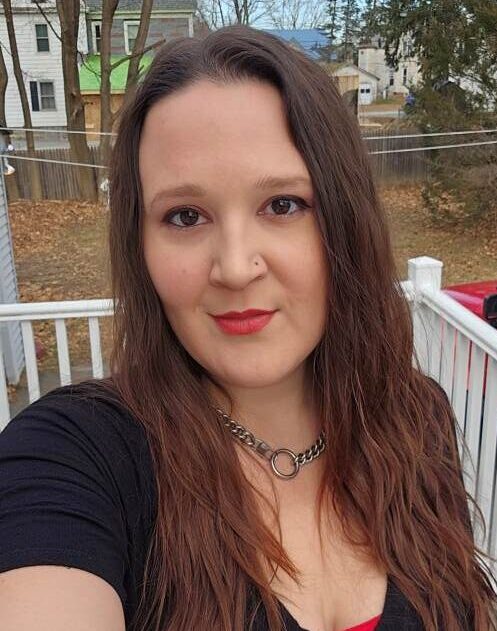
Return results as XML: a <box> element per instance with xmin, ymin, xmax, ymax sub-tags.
<box><xmin>265</xmin><ymin>0</ymin><xmax>327</xmax><ymax>29</ymax></box>
<box><xmin>97</xmin><ymin>0</ymin><xmax>119</xmax><ymax>193</ymax></box>
<box><xmin>56</xmin><ymin>0</ymin><xmax>98</xmax><ymax>201</ymax></box>
<box><xmin>97</xmin><ymin>0</ymin><xmax>160</xmax><ymax>194</ymax></box>
<box><xmin>2</xmin><ymin>0</ymin><xmax>43</xmax><ymax>200</ymax></box>
<box><xmin>32</xmin><ymin>0</ymin><xmax>158</xmax><ymax>199</ymax></box>
<box><xmin>0</xmin><ymin>41</ymin><xmax>19</xmax><ymax>199</ymax></box>
<box><xmin>196</xmin><ymin>0</ymin><xmax>268</xmax><ymax>28</ymax></box>
<box><xmin>125</xmin><ymin>0</ymin><xmax>154</xmax><ymax>91</ymax></box>
<box><xmin>197</xmin><ymin>0</ymin><xmax>232</xmax><ymax>28</ymax></box>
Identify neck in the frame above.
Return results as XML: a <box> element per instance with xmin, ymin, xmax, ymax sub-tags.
<box><xmin>204</xmin><ymin>365</ymin><xmax>322</xmax><ymax>454</ymax></box>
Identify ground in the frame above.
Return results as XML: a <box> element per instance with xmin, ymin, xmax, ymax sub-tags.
<box><xmin>6</xmin><ymin>182</ymin><xmax>497</xmax><ymax>376</ymax></box>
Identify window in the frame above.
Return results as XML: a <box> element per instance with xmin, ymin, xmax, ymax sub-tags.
<box><xmin>389</xmin><ymin>70</ymin><xmax>395</xmax><ymax>87</ymax></box>
<box><xmin>402</xmin><ymin>40</ymin><xmax>413</xmax><ymax>56</ymax></box>
<box><xmin>92</xmin><ymin>22</ymin><xmax>101</xmax><ymax>53</ymax></box>
<box><xmin>35</xmin><ymin>23</ymin><xmax>49</xmax><ymax>52</ymax></box>
<box><xmin>124</xmin><ymin>21</ymin><xmax>139</xmax><ymax>54</ymax></box>
<box><xmin>29</xmin><ymin>81</ymin><xmax>56</xmax><ymax>111</ymax></box>
<box><xmin>403</xmin><ymin>68</ymin><xmax>408</xmax><ymax>85</ymax></box>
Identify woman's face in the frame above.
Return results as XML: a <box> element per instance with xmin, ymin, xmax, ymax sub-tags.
<box><xmin>140</xmin><ymin>79</ymin><xmax>328</xmax><ymax>389</ymax></box>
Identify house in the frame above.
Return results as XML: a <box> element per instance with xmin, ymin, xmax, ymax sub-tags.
<box><xmin>79</xmin><ymin>54</ymin><xmax>153</xmax><ymax>131</ymax></box>
<box><xmin>327</xmin><ymin>63</ymin><xmax>380</xmax><ymax>105</ymax></box>
<box><xmin>0</xmin><ymin>0</ymin><xmax>196</xmax><ymax>130</ymax></box>
<box><xmin>358</xmin><ymin>34</ymin><xmax>421</xmax><ymax>98</ymax></box>
<box><xmin>81</xmin><ymin>0</ymin><xmax>196</xmax><ymax>131</ymax></box>
<box><xmin>261</xmin><ymin>29</ymin><xmax>332</xmax><ymax>61</ymax></box>
<box><xmin>0</xmin><ymin>0</ymin><xmax>88</xmax><ymax>128</ymax></box>
<box><xmin>85</xmin><ymin>0</ymin><xmax>195</xmax><ymax>57</ymax></box>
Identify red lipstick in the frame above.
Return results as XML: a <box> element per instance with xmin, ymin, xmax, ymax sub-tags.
<box><xmin>211</xmin><ymin>309</ymin><xmax>277</xmax><ymax>335</ymax></box>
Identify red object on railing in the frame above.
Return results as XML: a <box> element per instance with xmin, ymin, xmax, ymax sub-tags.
<box><xmin>442</xmin><ymin>280</ymin><xmax>496</xmax><ymax>397</ymax></box>
<box><xmin>443</xmin><ymin>280</ymin><xmax>497</xmax><ymax>329</ymax></box>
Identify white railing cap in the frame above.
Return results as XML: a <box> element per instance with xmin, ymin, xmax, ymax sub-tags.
<box><xmin>0</xmin><ymin>299</ymin><xmax>114</xmax><ymax>322</ymax></box>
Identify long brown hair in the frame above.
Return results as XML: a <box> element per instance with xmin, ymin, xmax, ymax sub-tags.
<box><xmin>105</xmin><ymin>25</ymin><xmax>496</xmax><ymax>631</ymax></box>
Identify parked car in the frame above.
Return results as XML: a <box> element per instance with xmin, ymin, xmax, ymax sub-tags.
<box><xmin>443</xmin><ymin>280</ymin><xmax>497</xmax><ymax>329</ymax></box>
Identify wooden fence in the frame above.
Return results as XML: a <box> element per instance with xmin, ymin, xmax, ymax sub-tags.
<box><xmin>7</xmin><ymin>145</ymin><xmax>101</xmax><ymax>201</ymax></box>
<box><xmin>362</xmin><ymin>127</ymin><xmax>430</xmax><ymax>183</ymax></box>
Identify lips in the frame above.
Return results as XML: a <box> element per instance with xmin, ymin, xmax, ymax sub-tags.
<box><xmin>214</xmin><ymin>309</ymin><xmax>274</xmax><ymax>319</ymax></box>
<box><xmin>210</xmin><ymin>309</ymin><xmax>277</xmax><ymax>335</ymax></box>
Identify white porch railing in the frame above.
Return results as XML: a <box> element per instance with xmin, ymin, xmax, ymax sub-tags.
<box><xmin>0</xmin><ymin>257</ymin><xmax>496</xmax><ymax>577</ymax></box>
<box><xmin>408</xmin><ymin>257</ymin><xmax>497</xmax><ymax>578</ymax></box>
<box><xmin>0</xmin><ymin>299</ymin><xmax>113</xmax><ymax>429</ymax></box>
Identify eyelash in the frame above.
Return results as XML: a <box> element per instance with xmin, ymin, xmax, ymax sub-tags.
<box><xmin>162</xmin><ymin>196</ymin><xmax>311</xmax><ymax>230</ymax></box>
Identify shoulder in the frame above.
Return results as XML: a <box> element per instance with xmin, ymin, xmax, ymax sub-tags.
<box><xmin>2</xmin><ymin>380</ymin><xmax>149</xmax><ymax>455</ymax></box>
<box><xmin>0</xmin><ymin>380</ymin><xmax>156</xmax><ymax>522</ymax></box>
<box><xmin>0</xmin><ymin>381</ymin><xmax>157</xmax><ymax>623</ymax></box>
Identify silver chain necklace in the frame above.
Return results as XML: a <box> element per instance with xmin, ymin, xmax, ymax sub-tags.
<box><xmin>214</xmin><ymin>408</ymin><xmax>326</xmax><ymax>480</ymax></box>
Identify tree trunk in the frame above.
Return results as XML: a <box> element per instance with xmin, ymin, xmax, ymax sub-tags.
<box><xmin>2</xmin><ymin>0</ymin><xmax>43</xmax><ymax>200</ymax></box>
<box><xmin>0</xmin><ymin>37</ymin><xmax>19</xmax><ymax>200</ymax></box>
<box><xmin>125</xmin><ymin>0</ymin><xmax>154</xmax><ymax>92</ymax></box>
<box><xmin>98</xmin><ymin>0</ymin><xmax>119</xmax><ymax>198</ymax></box>
<box><xmin>56</xmin><ymin>0</ymin><xmax>97</xmax><ymax>201</ymax></box>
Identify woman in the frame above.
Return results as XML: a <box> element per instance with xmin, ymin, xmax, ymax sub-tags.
<box><xmin>0</xmin><ymin>25</ymin><xmax>495</xmax><ymax>631</ymax></box>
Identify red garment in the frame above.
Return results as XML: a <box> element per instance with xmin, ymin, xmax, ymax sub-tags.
<box><xmin>342</xmin><ymin>613</ymin><xmax>382</xmax><ymax>631</ymax></box>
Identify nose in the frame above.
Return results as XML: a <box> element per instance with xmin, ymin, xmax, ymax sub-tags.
<box><xmin>209</xmin><ymin>225</ymin><xmax>267</xmax><ymax>290</ymax></box>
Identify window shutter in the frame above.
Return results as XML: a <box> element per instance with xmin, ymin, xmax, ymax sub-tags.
<box><xmin>29</xmin><ymin>81</ymin><xmax>40</xmax><ymax>111</ymax></box>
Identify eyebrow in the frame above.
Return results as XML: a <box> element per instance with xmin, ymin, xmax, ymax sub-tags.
<box><xmin>147</xmin><ymin>175</ymin><xmax>312</xmax><ymax>212</ymax></box>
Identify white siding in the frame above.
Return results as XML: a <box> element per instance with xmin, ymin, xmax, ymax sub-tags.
<box><xmin>358</xmin><ymin>37</ymin><xmax>422</xmax><ymax>96</ymax></box>
<box><xmin>0</xmin><ymin>0</ymin><xmax>89</xmax><ymax>128</ymax></box>
<box><xmin>0</xmin><ymin>171</ymin><xmax>24</xmax><ymax>384</ymax></box>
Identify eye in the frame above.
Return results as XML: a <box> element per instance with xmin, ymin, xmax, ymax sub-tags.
<box><xmin>164</xmin><ymin>208</ymin><xmax>208</xmax><ymax>229</ymax></box>
<box><xmin>263</xmin><ymin>196</ymin><xmax>310</xmax><ymax>217</ymax></box>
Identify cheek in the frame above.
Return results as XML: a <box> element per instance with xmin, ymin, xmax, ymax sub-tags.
<box><xmin>143</xmin><ymin>234</ymin><xmax>207</xmax><ymax>310</ymax></box>
<box><xmin>284</xmin><ymin>233</ymin><xmax>329</xmax><ymax>312</ymax></box>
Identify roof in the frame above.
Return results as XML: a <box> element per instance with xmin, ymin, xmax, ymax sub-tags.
<box><xmin>262</xmin><ymin>29</ymin><xmax>329</xmax><ymax>60</ymax></box>
<box><xmin>79</xmin><ymin>54</ymin><xmax>153</xmax><ymax>93</ymax></box>
<box><xmin>85</xmin><ymin>0</ymin><xmax>196</xmax><ymax>11</ymax></box>
<box><xmin>330</xmin><ymin>62</ymin><xmax>380</xmax><ymax>81</ymax></box>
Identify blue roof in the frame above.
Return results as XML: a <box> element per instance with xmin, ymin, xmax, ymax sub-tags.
<box><xmin>262</xmin><ymin>29</ymin><xmax>329</xmax><ymax>60</ymax></box>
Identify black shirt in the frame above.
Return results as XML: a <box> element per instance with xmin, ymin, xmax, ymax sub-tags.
<box><xmin>0</xmin><ymin>383</ymin><xmax>447</xmax><ymax>630</ymax></box>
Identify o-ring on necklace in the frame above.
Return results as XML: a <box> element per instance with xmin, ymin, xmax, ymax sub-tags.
<box><xmin>214</xmin><ymin>408</ymin><xmax>326</xmax><ymax>480</ymax></box>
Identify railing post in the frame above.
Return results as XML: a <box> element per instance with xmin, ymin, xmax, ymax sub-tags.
<box><xmin>408</xmin><ymin>256</ymin><xmax>443</xmax><ymax>293</ymax></box>
<box><xmin>408</xmin><ymin>257</ymin><xmax>444</xmax><ymax>380</ymax></box>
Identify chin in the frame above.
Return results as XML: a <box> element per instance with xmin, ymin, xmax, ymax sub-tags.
<box><xmin>207</xmin><ymin>361</ymin><xmax>303</xmax><ymax>390</ymax></box>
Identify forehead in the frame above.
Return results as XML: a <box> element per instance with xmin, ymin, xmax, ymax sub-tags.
<box><xmin>138</xmin><ymin>79</ymin><xmax>311</xmax><ymax>202</ymax></box>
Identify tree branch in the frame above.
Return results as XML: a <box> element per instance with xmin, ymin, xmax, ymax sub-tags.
<box><xmin>110</xmin><ymin>38</ymin><xmax>165</xmax><ymax>71</ymax></box>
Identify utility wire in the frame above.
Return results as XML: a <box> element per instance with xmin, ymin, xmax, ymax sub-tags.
<box><xmin>2</xmin><ymin>138</ymin><xmax>496</xmax><ymax>169</ymax></box>
<box><xmin>0</xmin><ymin>154</ymin><xmax>107</xmax><ymax>169</ymax></box>
<box><xmin>3</xmin><ymin>126</ymin><xmax>497</xmax><ymax>140</ymax></box>
<box><xmin>364</xmin><ymin>129</ymin><xmax>497</xmax><ymax>141</ymax></box>
<box><xmin>369</xmin><ymin>139</ymin><xmax>497</xmax><ymax>155</ymax></box>
<box><xmin>0</xmin><ymin>126</ymin><xmax>114</xmax><ymax>136</ymax></box>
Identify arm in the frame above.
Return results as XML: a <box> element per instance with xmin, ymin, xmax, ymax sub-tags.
<box><xmin>0</xmin><ymin>566</ymin><xmax>125</xmax><ymax>631</ymax></box>
<box><xmin>0</xmin><ymin>386</ymin><xmax>141</xmax><ymax>631</ymax></box>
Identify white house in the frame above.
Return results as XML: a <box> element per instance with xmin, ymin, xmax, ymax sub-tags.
<box><xmin>0</xmin><ymin>0</ymin><xmax>197</xmax><ymax>130</ymax></box>
<box><xmin>358</xmin><ymin>34</ymin><xmax>421</xmax><ymax>98</ymax></box>
<box><xmin>0</xmin><ymin>0</ymin><xmax>88</xmax><ymax>128</ymax></box>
